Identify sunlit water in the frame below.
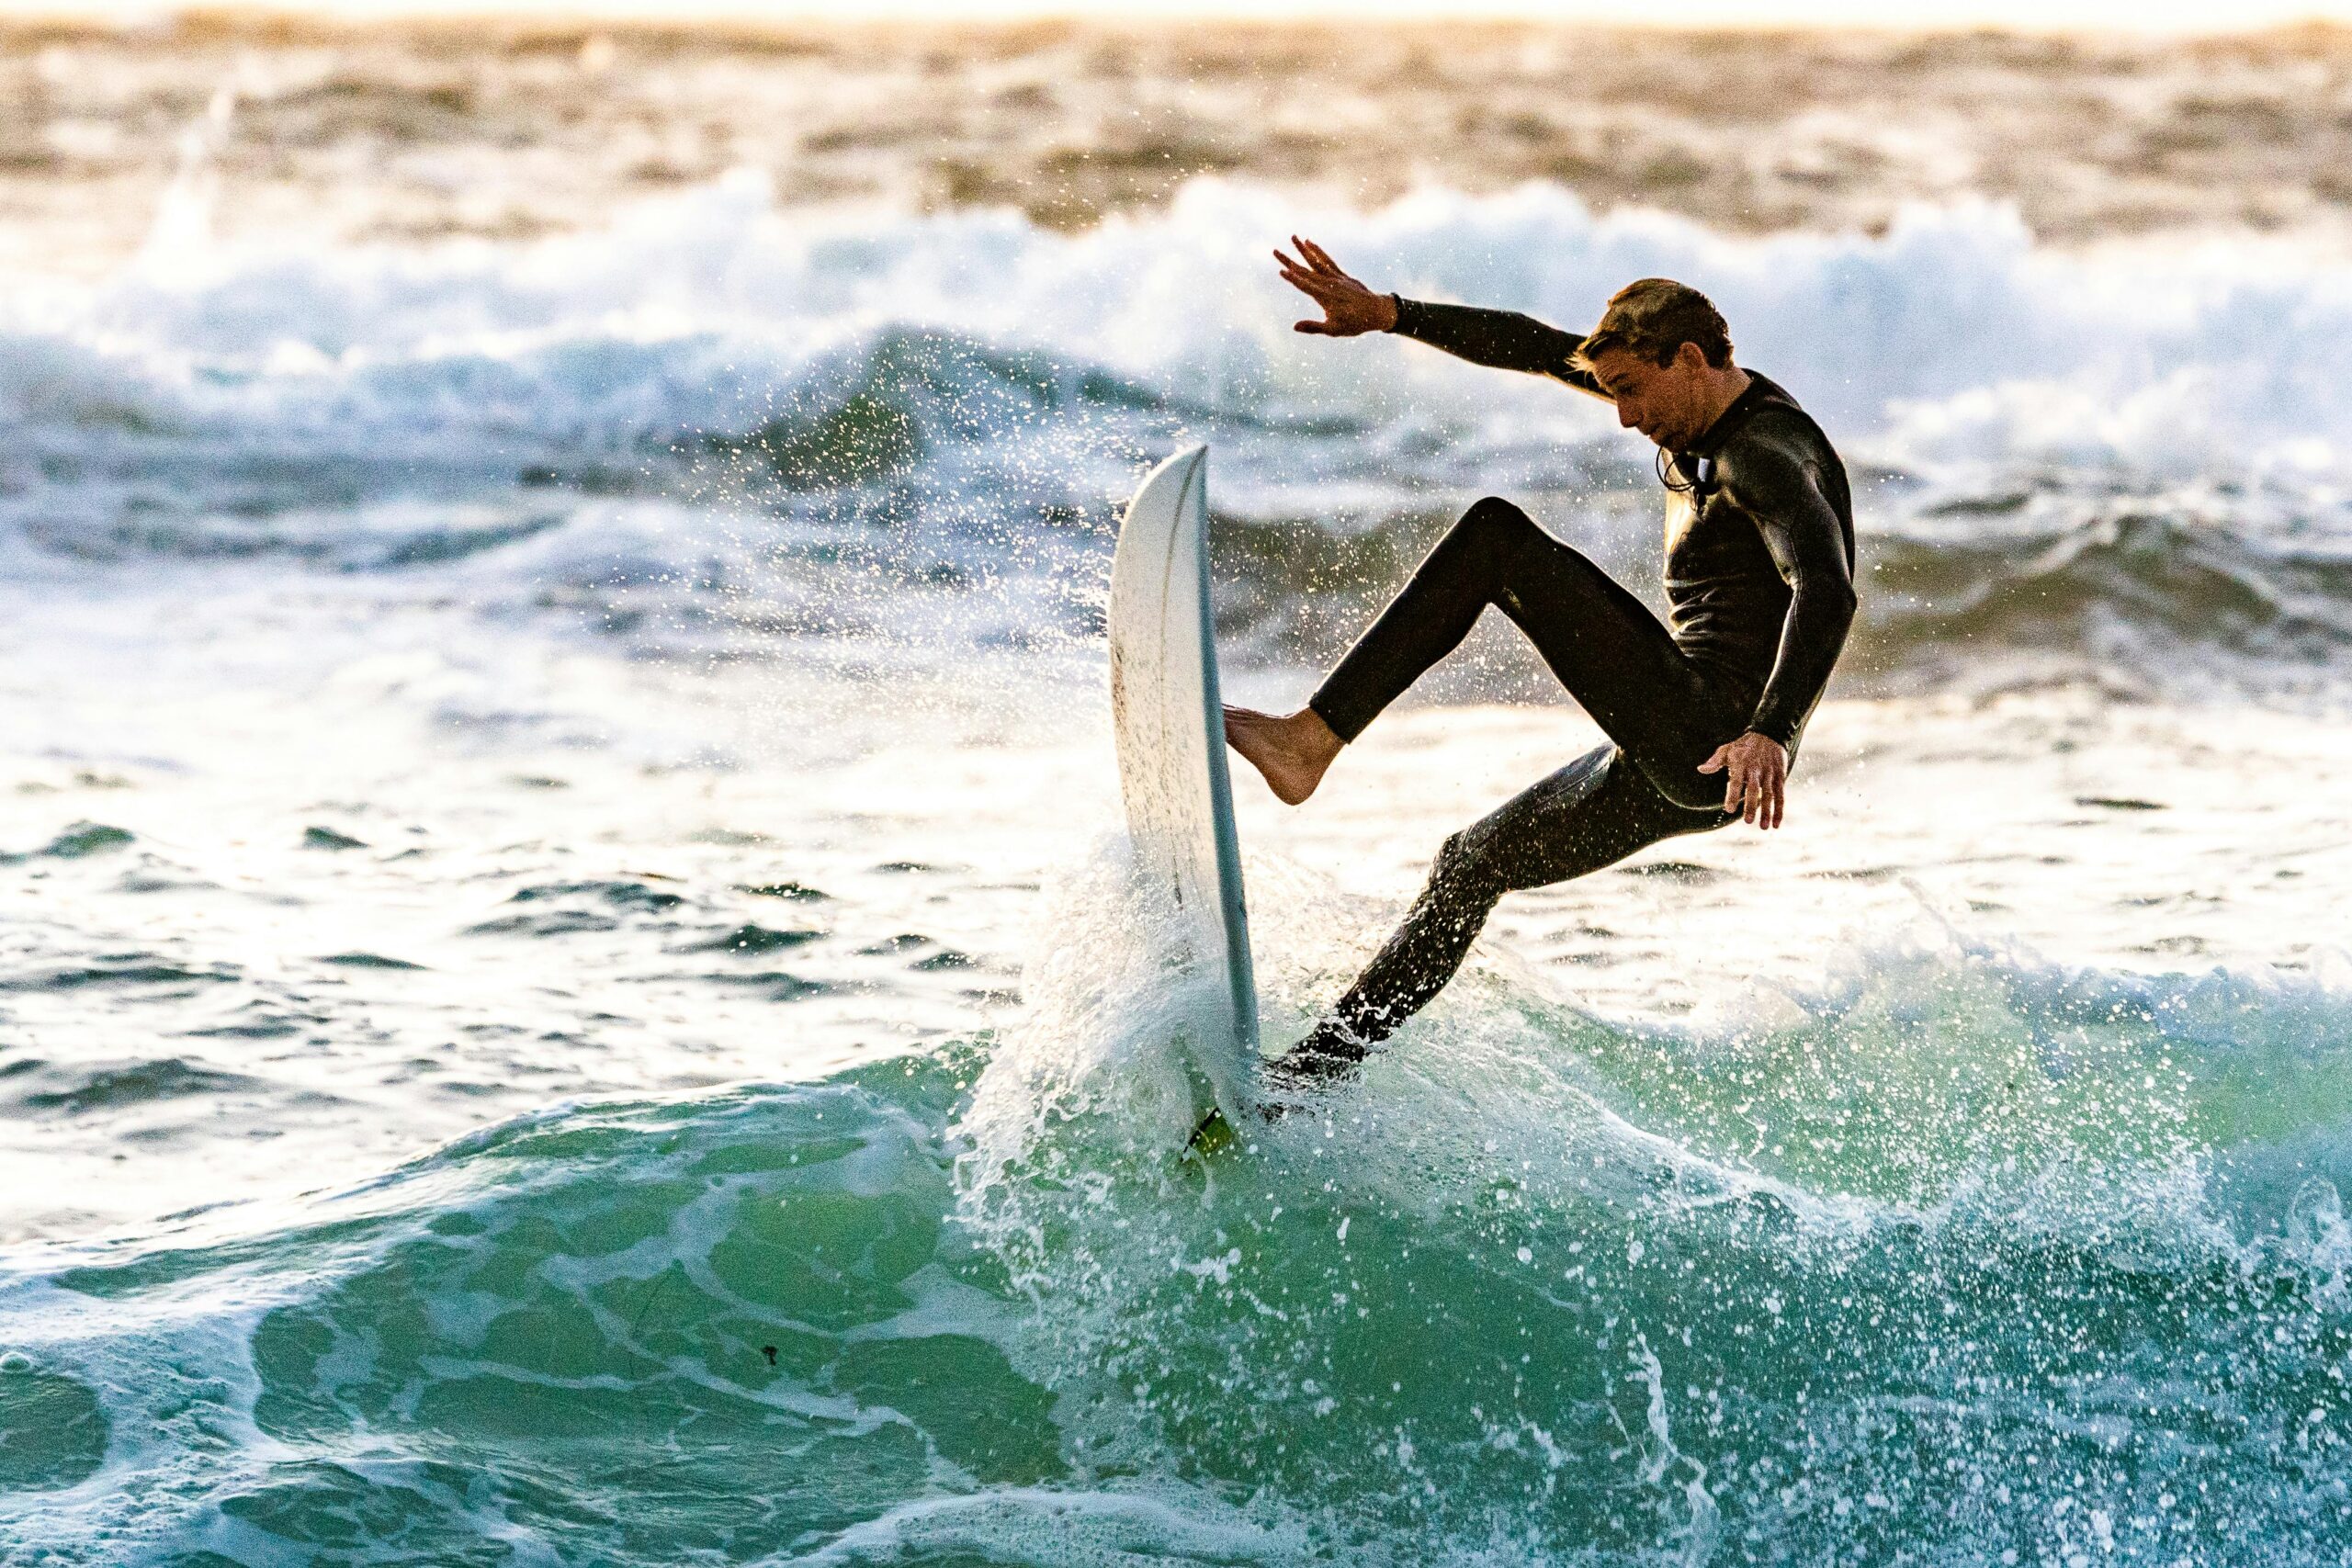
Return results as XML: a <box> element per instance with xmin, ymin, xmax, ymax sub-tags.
<box><xmin>7</xmin><ymin>52</ymin><xmax>2352</xmax><ymax>1562</ymax></box>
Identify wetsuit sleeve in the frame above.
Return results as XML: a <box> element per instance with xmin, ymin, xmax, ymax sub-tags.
<box><xmin>1388</xmin><ymin>296</ymin><xmax>1609</xmax><ymax>400</ymax></box>
<box><xmin>1717</xmin><ymin>436</ymin><xmax>1858</xmax><ymax>749</ymax></box>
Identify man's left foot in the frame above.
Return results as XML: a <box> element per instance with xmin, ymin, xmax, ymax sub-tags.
<box><xmin>1224</xmin><ymin>706</ymin><xmax>1343</xmax><ymax>805</ymax></box>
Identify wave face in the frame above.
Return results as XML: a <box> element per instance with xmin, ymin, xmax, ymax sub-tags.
<box><xmin>10</xmin><ymin>854</ymin><xmax>2352</xmax><ymax>1565</ymax></box>
<box><xmin>11</xmin><ymin>177</ymin><xmax>2352</xmax><ymax>695</ymax></box>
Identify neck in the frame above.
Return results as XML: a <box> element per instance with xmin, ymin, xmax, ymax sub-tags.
<box><xmin>1696</xmin><ymin>364</ymin><xmax>1753</xmax><ymax>434</ymax></box>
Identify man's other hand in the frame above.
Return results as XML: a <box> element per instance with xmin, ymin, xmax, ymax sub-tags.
<box><xmin>1274</xmin><ymin>236</ymin><xmax>1399</xmax><ymax>337</ymax></box>
<box><xmin>1699</xmin><ymin>732</ymin><xmax>1790</xmax><ymax>829</ymax></box>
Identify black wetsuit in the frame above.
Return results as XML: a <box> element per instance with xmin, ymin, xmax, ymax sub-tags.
<box><xmin>1275</xmin><ymin>297</ymin><xmax>1857</xmax><ymax>1089</ymax></box>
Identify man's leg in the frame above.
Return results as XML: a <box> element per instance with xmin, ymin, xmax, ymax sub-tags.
<box><xmin>1270</xmin><ymin>745</ymin><xmax>1730</xmax><ymax>1091</ymax></box>
<box><xmin>1307</xmin><ymin>495</ymin><xmax>1752</xmax><ymax>810</ymax></box>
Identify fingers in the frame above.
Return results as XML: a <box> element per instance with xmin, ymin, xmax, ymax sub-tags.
<box><xmin>1742</xmin><ymin>761</ymin><xmax>1785</xmax><ymax>829</ymax></box>
<box><xmin>1276</xmin><ymin>239</ymin><xmax>1378</xmax><ymax>336</ymax></box>
<box><xmin>1280</xmin><ymin>236</ymin><xmax>1355</xmax><ymax>299</ymax></box>
<box><xmin>1272</xmin><ymin>245</ymin><xmax>1325</xmax><ymax>281</ymax></box>
<box><xmin>1274</xmin><ymin>252</ymin><xmax>1346</xmax><ymax>305</ymax></box>
<box><xmin>1707</xmin><ymin>737</ymin><xmax>1790</xmax><ymax>828</ymax></box>
<box><xmin>1292</xmin><ymin>234</ymin><xmax>1343</xmax><ymax>277</ymax></box>
<box><xmin>1279</xmin><ymin>265</ymin><xmax>1346</xmax><ymax>304</ymax></box>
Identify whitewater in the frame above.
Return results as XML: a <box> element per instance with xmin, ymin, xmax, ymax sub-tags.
<box><xmin>7</xmin><ymin>108</ymin><xmax>2352</xmax><ymax>1565</ymax></box>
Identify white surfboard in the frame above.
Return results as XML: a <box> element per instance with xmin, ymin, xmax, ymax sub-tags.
<box><xmin>1108</xmin><ymin>446</ymin><xmax>1260</xmax><ymax>1079</ymax></box>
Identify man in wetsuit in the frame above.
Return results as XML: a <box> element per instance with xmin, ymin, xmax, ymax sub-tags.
<box><xmin>1227</xmin><ymin>237</ymin><xmax>1856</xmax><ymax>1096</ymax></box>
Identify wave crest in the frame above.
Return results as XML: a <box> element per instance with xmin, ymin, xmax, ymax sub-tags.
<box><xmin>14</xmin><ymin>178</ymin><xmax>2352</xmax><ymax>696</ymax></box>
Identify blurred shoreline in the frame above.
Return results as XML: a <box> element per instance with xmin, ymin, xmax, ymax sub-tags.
<box><xmin>10</xmin><ymin>14</ymin><xmax>2352</xmax><ymax>275</ymax></box>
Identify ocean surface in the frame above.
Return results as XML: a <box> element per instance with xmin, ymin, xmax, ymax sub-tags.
<box><xmin>7</xmin><ymin>18</ymin><xmax>2352</xmax><ymax>1565</ymax></box>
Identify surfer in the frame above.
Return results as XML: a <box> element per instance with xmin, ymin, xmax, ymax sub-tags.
<box><xmin>1229</xmin><ymin>238</ymin><xmax>1856</xmax><ymax>1097</ymax></box>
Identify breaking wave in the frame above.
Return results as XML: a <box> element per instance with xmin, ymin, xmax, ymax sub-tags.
<box><xmin>12</xmin><ymin>175</ymin><xmax>2352</xmax><ymax>694</ymax></box>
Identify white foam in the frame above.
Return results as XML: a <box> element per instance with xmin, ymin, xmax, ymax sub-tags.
<box><xmin>14</xmin><ymin>175</ymin><xmax>2352</xmax><ymax>488</ymax></box>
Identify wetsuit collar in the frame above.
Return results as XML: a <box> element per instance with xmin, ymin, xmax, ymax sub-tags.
<box><xmin>1681</xmin><ymin>370</ymin><xmax>1782</xmax><ymax>460</ymax></box>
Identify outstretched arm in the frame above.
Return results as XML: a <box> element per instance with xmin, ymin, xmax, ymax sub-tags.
<box><xmin>1386</xmin><ymin>299</ymin><xmax>1608</xmax><ymax>400</ymax></box>
<box><xmin>1274</xmin><ymin>237</ymin><xmax>1607</xmax><ymax>400</ymax></box>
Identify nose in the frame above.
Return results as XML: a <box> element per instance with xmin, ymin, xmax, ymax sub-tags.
<box><xmin>1617</xmin><ymin>401</ymin><xmax>1639</xmax><ymax>430</ymax></box>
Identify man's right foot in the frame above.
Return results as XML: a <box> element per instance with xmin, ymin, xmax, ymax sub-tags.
<box><xmin>1188</xmin><ymin>1031</ymin><xmax>1369</xmax><ymax>1150</ymax></box>
<box><xmin>1187</xmin><ymin>1105</ymin><xmax>1238</xmax><ymax>1153</ymax></box>
<box><xmin>1224</xmin><ymin>706</ymin><xmax>1343</xmax><ymax>806</ymax></box>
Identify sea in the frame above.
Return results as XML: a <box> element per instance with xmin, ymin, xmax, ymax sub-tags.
<box><xmin>6</xmin><ymin>17</ymin><xmax>2352</xmax><ymax>1565</ymax></box>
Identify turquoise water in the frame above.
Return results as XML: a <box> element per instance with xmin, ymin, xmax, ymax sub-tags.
<box><xmin>10</xmin><ymin>901</ymin><xmax>2352</xmax><ymax>1565</ymax></box>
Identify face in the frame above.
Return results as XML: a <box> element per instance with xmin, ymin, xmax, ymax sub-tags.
<box><xmin>1586</xmin><ymin>342</ymin><xmax>1715</xmax><ymax>451</ymax></box>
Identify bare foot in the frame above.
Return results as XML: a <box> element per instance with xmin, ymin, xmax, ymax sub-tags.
<box><xmin>1224</xmin><ymin>705</ymin><xmax>1343</xmax><ymax>805</ymax></box>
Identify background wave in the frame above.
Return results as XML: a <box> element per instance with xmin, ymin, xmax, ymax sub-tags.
<box><xmin>11</xmin><ymin>179</ymin><xmax>2352</xmax><ymax>695</ymax></box>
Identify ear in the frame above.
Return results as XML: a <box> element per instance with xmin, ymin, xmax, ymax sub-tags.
<box><xmin>1675</xmin><ymin>340</ymin><xmax>1710</xmax><ymax>374</ymax></box>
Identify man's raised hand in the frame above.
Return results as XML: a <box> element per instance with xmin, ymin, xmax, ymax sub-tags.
<box><xmin>1698</xmin><ymin>732</ymin><xmax>1790</xmax><ymax>830</ymax></box>
<box><xmin>1275</xmin><ymin>235</ymin><xmax>1399</xmax><ymax>337</ymax></box>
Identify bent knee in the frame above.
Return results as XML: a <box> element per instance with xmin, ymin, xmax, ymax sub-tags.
<box><xmin>1443</xmin><ymin>497</ymin><xmax>1542</xmax><ymax>576</ymax></box>
<box><xmin>1429</xmin><ymin>827</ymin><xmax>1509</xmax><ymax>903</ymax></box>
<box><xmin>1459</xmin><ymin>495</ymin><xmax>1533</xmax><ymax>536</ymax></box>
<box><xmin>1454</xmin><ymin>493</ymin><xmax>1597</xmax><ymax>576</ymax></box>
